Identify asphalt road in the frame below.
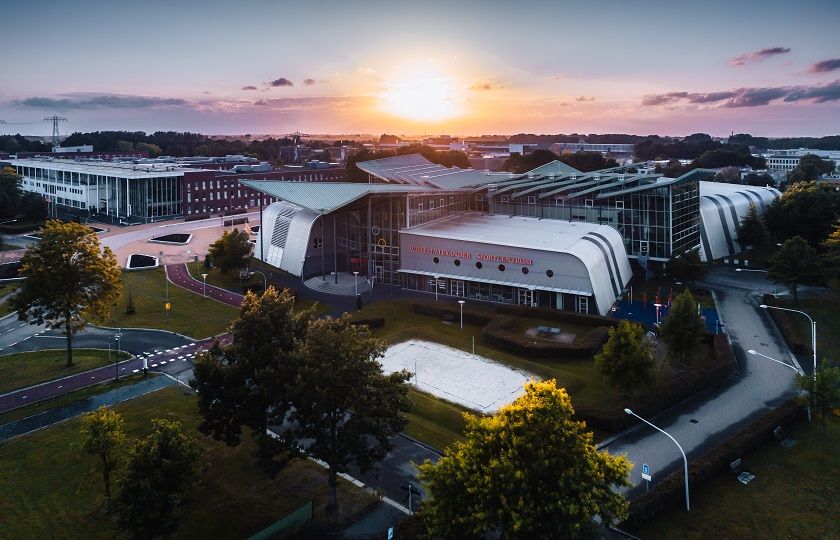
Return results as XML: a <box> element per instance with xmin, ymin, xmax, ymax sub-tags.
<box><xmin>166</xmin><ymin>263</ymin><xmax>244</xmax><ymax>308</ymax></box>
<box><xmin>602</xmin><ymin>266</ymin><xmax>799</xmax><ymax>498</ymax></box>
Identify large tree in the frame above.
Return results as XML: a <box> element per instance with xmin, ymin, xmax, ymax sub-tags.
<box><xmin>418</xmin><ymin>380</ymin><xmax>631</xmax><ymax>538</ymax></box>
<box><xmin>595</xmin><ymin>320</ymin><xmax>656</xmax><ymax>397</ymax></box>
<box><xmin>797</xmin><ymin>360</ymin><xmax>840</xmax><ymax>433</ymax></box>
<box><xmin>208</xmin><ymin>228</ymin><xmax>252</xmax><ymax>274</ymax></box>
<box><xmin>667</xmin><ymin>247</ymin><xmax>706</xmax><ymax>282</ymax></box>
<box><xmin>79</xmin><ymin>406</ymin><xmax>126</xmax><ymax>504</ymax></box>
<box><xmin>788</xmin><ymin>154</ymin><xmax>836</xmax><ymax>182</ymax></box>
<box><xmin>736</xmin><ymin>203</ymin><xmax>771</xmax><ymax>249</ymax></box>
<box><xmin>190</xmin><ymin>287</ymin><xmax>315</xmax><ymax>474</ymax></box>
<box><xmin>764</xmin><ymin>181</ymin><xmax>840</xmax><ymax>246</ymax></box>
<box><xmin>288</xmin><ymin>314</ymin><xmax>412</xmax><ymax>510</ymax></box>
<box><xmin>115</xmin><ymin>419</ymin><xmax>202</xmax><ymax>540</ymax></box>
<box><xmin>12</xmin><ymin>220</ymin><xmax>121</xmax><ymax>367</ymax></box>
<box><xmin>659</xmin><ymin>289</ymin><xmax>705</xmax><ymax>366</ymax></box>
<box><xmin>0</xmin><ymin>166</ymin><xmax>22</xmax><ymax>218</ymax></box>
<box><xmin>768</xmin><ymin>236</ymin><xmax>823</xmax><ymax>304</ymax></box>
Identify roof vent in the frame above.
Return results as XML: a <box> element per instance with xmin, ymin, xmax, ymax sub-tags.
<box><xmin>527</xmin><ymin>173</ymin><xmax>534</xmax><ymax>179</ymax></box>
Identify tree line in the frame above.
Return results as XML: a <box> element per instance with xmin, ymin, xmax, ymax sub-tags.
<box><xmin>729</xmin><ymin>133</ymin><xmax>840</xmax><ymax>151</ymax></box>
<box><xmin>502</xmin><ymin>148</ymin><xmax>619</xmax><ymax>173</ymax></box>
<box><xmin>344</xmin><ymin>144</ymin><xmax>472</xmax><ymax>182</ymax></box>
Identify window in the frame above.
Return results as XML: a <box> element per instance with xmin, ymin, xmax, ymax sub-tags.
<box><xmin>454</xmin><ymin>259</ymin><xmax>461</xmax><ymax>266</ymax></box>
<box><xmin>475</xmin><ymin>194</ymin><xmax>483</xmax><ymax>202</ymax></box>
<box><xmin>475</xmin><ymin>261</ymin><xmax>483</xmax><ymax>269</ymax></box>
<box><xmin>521</xmin><ymin>267</ymin><xmax>529</xmax><ymax>274</ymax></box>
<box><xmin>429</xmin><ymin>200</ymin><xmax>435</xmax><ymax>209</ymax></box>
<box><xmin>555</xmin><ymin>197</ymin><xmax>565</xmax><ymax>207</ymax></box>
<box><xmin>615</xmin><ymin>200</ymin><xmax>624</xmax><ymax>209</ymax></box>
<box><xmin>584</xmin><ymin>199</ymin><xmax>594</xmax><ymax>208</ymax></box>
<box><xmin>440</xmin><ymin>198</ymin><xmax>445</xmax><ymax>207</ymax></box>
<box><xmin>546</xmin><ymin>270</ymin><xmax>554</xmax><ymax>278</ymax></box>
<box><xmin>527</xmin><ymin>196</ymin><xmax>536</xmax><ymax>205</ymax></box>
<box><xmin>498</xmin><ymin>264</ymin><xmax>505</xmax><ymax>272</ymax></box>
<box><xmin>433</xmin><ymin>257</ymin><xmax>440</xmax><ymax>264</ymax></box>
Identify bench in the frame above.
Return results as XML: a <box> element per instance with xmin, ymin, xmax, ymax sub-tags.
<box><xmin>730</xmin><ymin>458</ymin><xmax>756</xmax><ymax>485</ymax></box>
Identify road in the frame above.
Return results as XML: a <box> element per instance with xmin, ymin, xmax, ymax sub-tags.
<box><xmin>602</xmin><ymin>266</ymin><xmax>799</xmax><ymax>497</ymax></box>
<box><xmin>166</xmin><ymin>263</ymin><xmax>244</xmax><ymax>308</ymax></box>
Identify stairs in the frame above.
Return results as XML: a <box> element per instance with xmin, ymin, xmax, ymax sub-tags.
<box><xmin>304</xmin><ymin>274</ymin><xmax>371</xmax><ymax>296</ymax></box>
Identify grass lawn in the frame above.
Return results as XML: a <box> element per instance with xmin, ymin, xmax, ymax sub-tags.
<box><xmin>0</xmin><ymin>349</ymin><xmax>129</xmax><ymax>394</ymax></box>
<box><xmin>185</xmin><ymin>260</ymin><xmax>258</xmax><ymax>292</ymax></box>
<box><xmin>0</xmin><ymin>374</ymin><xmax>152</xmax><ymax>425</ymax></box>
<box><xmin>100</xmin><ymin>269</ymin><xmax>239</xmax><ymax>339</ymax></box>
<box><xmin>404</xmin><ymin>388</ymin><xmax>470</xmax><ymax>451</ymax></box>
<box><xmin>0</xmin><ymin>386</ymin><xmax>376</xmax><ymax>540</ymax></box>
<box><xmin>635</xmin><ymin>415</ymin><xmax>840</xmax><ymax>539</ymax></box>
<box><xmin>0</xmin><ymin>282</ymin><xmax>21</xmax><ymax>317</ymax></box>
<box><xmin>771</xmin><ymin>291</ymin><xmax>840</xmax><ymax>365</ymax></box>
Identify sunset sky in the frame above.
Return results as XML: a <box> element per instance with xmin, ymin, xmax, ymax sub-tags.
<box><xmin>3</xmin><ymin>0</ymin><xmax>839</xmax><ymax>137</ymax></box>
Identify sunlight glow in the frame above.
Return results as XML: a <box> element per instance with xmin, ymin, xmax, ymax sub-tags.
<box><xmin>379</xmin><ymin>63</ymin><xmax>463</xmax><ymax>123</ymax></box>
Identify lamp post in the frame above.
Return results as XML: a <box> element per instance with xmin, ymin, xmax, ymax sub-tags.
<box><xmin>759</xmin><ymin>305</ymin><xmax>816</xmax><ymax>380</ymax></box>
<box><xmin>249</xmin><ymin>270</ymin><xmax>267</xmax><ymax>292</ymax></box>
<box><xmin>624</xmin><ymin>408</ymin><xmax>690</xmax><ymax>512</ymax></box>
<box><xmin>353</xmin><ymin>271</ymin><xmax>359</xmax><ymax>296</ymax></box>
<box><xmin>114</xmin><ymin>329</ymin><xmax>122</xmax><ymax>381</ymax></box>
<box><xmin>201</xmin><ymin>273</ymin><xmax>208</xmax><ymax>298</ymax></box>
<box><xmin>653</xmin><ymin>302</ymin><xmax>663</xmax><ymax>325</ymax></box>
<box><xmin>458</xmin><ymin>300</ymin><xmax>465</xmax><ymax>329</ymax></box>
<box><xmin>748</xmin><ymin>348</ymin><xmax>810</xmax><ymax>422</ymax></box>
<box><xmin>159</xmin><ymin>251</ymin><xmax>169</xmax><ymax>303</ymax></box>
<box><xmin>434</xmin><ymin>275</ymin><xmax>439</xmax><ymax>302</ymax></box>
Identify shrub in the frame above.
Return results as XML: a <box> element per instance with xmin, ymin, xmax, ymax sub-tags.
<box><xmin>410</xmin><ymin>301</ymin><xmax>494</xmax><ymax>326</ymax></box>
<box><xmin>495</xmin><ymin>304</ymin><xmax>616</xmax><ymax>327</ymax></box>
<box><xmin>350</xmin><ymin>316</ymin><xmax>385</xmax><ymax>329</ymax></box>
<box><xmin>481</xmin><ymin>315</ymin><xmax>610</xmax><ymax>359</ymax></box>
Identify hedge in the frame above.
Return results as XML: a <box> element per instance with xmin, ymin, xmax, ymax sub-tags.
<box><xmin>185</xmin><ymin>213</ymin><xmax>211</xmax><ymax>222</ymax></box>
<box><xmin>411</xmin><ymin>301</ymin><xmax>494</xmax><ymax>326</ymax></box>
<box><xmin>349</xmin><ymin>316</ymin><xmax>385</xmax><ymax>329</ymax></box>
<box><xmin>481</xmin><ymin>315</ymin><xmax>610</xmax><ymax>359</ymax></box>
<box><xmin>762</xmin><ymin>294</ymin><xmax>811</xmax><ymax>355</ymax></box>
<box><xmin>623</xmin><ymin>398</ymin><xmax>803</xmax><ymax>529</ymax></box>
<box><xmin>577</xmin><ymin>334</ymin><xmax>736</xmax><ymax>432</ymax></box>
<box><xmin>495</xmin><ymin>304</ymin><xmax>617</xmax><ymax>327</ymax></box>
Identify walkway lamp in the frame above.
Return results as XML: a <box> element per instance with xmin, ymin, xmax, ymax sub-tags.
<box><xmin>624</xmin><ymin>408</ymin><xmax>690</xmax><ymax>512</ymax></box>
<box><xmin>201</xmin><ymin>273</ymin><xmax>208</xmax><ymax>298</ymax></box>
<box><xmin>458</xmin><ymin>300</ymin><xmax>465</xmax><ymax>329</ymax></box>
<box><xmin>759</xmin><ymin>305</ymin><xmax>816</xmax><ymax>382</ymax></box>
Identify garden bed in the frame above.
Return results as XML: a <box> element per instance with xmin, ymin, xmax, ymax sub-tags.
<box><xmin>125</xmin><ymin>253</ymin><xmax>158</xmax><ymax>270</ymax></box>
<box><xmin>148</xmin><ymin>233</ymin><xmax>192</xmax><ymax>245</ymax></box>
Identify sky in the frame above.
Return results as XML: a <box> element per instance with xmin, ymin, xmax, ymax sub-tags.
<box><xmin>3</xmin><ymin>0</ymin><xmax>839</xmax><ymax>138</ymax></box>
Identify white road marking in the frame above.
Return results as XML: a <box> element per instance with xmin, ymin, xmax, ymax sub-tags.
<box><xmin>151</xmin><ymin>364</ymin><xmax>158</xmax><ymax>367</ymax></box>
<box><xmin>132</xmin><ymin>369</ymin><xmax>139</xmax><ymax>373</ymax></box>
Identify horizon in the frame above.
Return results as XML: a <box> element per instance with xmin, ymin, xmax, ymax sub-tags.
<box><xmin>2</xmin><ymin>0</ymin><xmax>839</xmax><ymax>139</ymax></box>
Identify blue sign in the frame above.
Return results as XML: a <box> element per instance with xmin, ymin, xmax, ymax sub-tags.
<box><xmin>388</xmin><ymin>526</ymin><xmax>394</xmax><ymax>540</ymax></box>
<box><xmin>642</xmin><ymin>463</ymin><xmax>650</xmax><ymax>475</ymax></box>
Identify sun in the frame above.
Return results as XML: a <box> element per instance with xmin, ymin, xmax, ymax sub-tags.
<box><xmin>379</xmin><ymin>63</ymin><xmax>463</xmax><ymax>123</ymax></box>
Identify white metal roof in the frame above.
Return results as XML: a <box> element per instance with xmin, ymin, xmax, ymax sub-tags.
<box><xmin>356</xmin><ymin>153</ymin><xmax>512</xmax><ymax>189</ymax></box>
<box><xmin>6</xmin><ymin>158</ymin><xmax>200</xmax><ymax>178</ymax></box>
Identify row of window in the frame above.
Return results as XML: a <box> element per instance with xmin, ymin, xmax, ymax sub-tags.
<box><xmin>430</xmin><ymin>256</ymin><xmax>555</xmax><ymax>277</ymax></box>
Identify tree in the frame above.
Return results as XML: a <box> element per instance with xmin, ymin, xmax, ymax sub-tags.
<box><xmin>788</xmin><ymin>154</ymin><xmax>835</xmax><ymax>182</ymax></box>
<box><xmin>659</xmin><ymin>289</ymin><xmax>705</xmax><ymax>366</ymax></box>
<box><xmin>595</xmin><ymin>320</ymin><xmax>656</xmax><ymax>397</ymax></box>
<box><xmin>135</xmin><ymin>142</ymin><xmax>162</xmax><ymax>158</ymax></box>
<box><xmin>714</xmin><ymin>166</ymin><xmax>742</xmax><ymax>183</ymax></box>
<box><xmin>736</xmin><ymin>204</ymin><xmax>771</xmax><ymax>249</ymax></box>
<box><xmin>558</xmin><ymin>151</ymin><xmax>619</xmax><ymax>172</ymax></box>
<box><xmin>288</xmin><ymin>314</ymin><xmax>412</xmax><ymax>510</ymax></box>
<box><xmin>820</xmin><ymin>222</ymin><xmax>840</xmax><ymax>281</ymax></box>
<box><xmin>767</xmin><ymin>236</ymin><xmax>823</xmax><ymax>304</ymax></box>
<box><xmin>79</xmin><ymin>406</ymin><xmax>126</xmax><ymax>504</ymax></box>
<box><xmin>797</xmin><ymin>360</ymin><xmax>840</xmax><ymax>433</ymax></box>
<box><xmin>0</xmin><ymin>166</ymin><xmax>22</xmax><ymax>218</ymax></box>
<box><xmin>190</xmin><ymin>287</ymin><xmax>315</xmax><ymax>474</ymax></box>
<box><xmin>11</xmin><ymin>220</ymin><xmax>121</xmax><ymax>367</ymax></box>
<box><xmin>418</xmin><ymin>380</ymin><xmax>631</xmax><ymax>538</ymax></box>
<box><xmin>115</xmin><ymin>419</ymin><xmax>202</xmax><ymax>540</ymax></box>
<box><xmin>667</xmin><ymin>247</ymin><xmax>706</xmax><ymax>282</ymax></box>
<box><xmin>19</xmin><ymin>192</ymin><xmax>48</xmax><ymax>222</ymax></box>
<box><xmin>765</xmin><ymin>181</ymin><xmax>840</xmax><ymax>246</ymax></box>
<box><xmin>207</xmin><ymin>228</ymin><xmax>251</xmax><ymax>273</ymax></box>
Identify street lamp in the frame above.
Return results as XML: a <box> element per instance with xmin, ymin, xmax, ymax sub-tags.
<box><xmin>653</xmin><ymin>302</ymin><xmax>663</xmax><ymax>325</ymax></box>
<box><xmin>249</xmin><ymin>270</ymin><xmax>267</xmax><ymax>292</ymax></box>
<box><xmin>201</xmin><ymin>273</ymin><xmax>208</xmax><ymax>298</ymax></box>
<box><xmin>458</xmin><ymin>300</ymin><xmax>465</xmax><ymax>329</ymax></box>
<box><xmin>624</xmin><ymin>408</ymin><xmax>690</xmax><ymax>512</ymax></box>
<box><xmin>114</xmin><ymin>329</ymin><xmax>122</xmax><ymax>381</ymax></box>
<box><xmin>433</xmin><ymin>275</ymin><xmax>439</xmax><ymax>302</ymax></box>
<box><xmin>748</xmin><ymin>348</ymin><xmax>811</xmax><ymax>422</ymax></box>
<box><xmin>353</xmin><ymin>271</ymin><xmax>359</xmax><ymax>296</ymax></box>
<box><xmin>759</xmin><ymin>305</ymin><xmax>816</xmax><ymax>381</ymax></box>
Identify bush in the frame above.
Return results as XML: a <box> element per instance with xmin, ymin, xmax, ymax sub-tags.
<box><xmin>411</xmin><ymin>301</ymin><xmax>494</xmax><ymax>326</ymax></box>
<box><xmin>495</xmin><ymin>304</ymin><xmax>616</xmax><ymax>327</ymax></box>
<box><xmin>481</xmin><ymin>315</ymin><xmax>610</xmax><ymax>359</ymax></box>
<box><xmin>349</xmin><ymin>316</ymin><xmax>385</xmax><ymax>329</ymax></box>
<box><xmin>623</xmin><ymin>399</ymin><xmax>803</xmax><ymax>529</ymax></box>
<box><xmin>184</xmin><ymin>213</ymin><xmax>211</xmax><ymax>222</ymax></box>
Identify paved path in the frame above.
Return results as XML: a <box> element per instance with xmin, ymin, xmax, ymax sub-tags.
<box><xmin>166</xmin><ymin>263</ymin><xmax>244</xmax><ymax>308</ymax></box>
<box><xmin>602</xmin><ymin>267</ymin><xmax>799</xmax><ymax>498</ymax></box>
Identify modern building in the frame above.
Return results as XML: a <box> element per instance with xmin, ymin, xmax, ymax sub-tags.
<box><xmin>549</xmin><ymin>142</ymin><xmax>635</xmax><ymax>156</ymax></box>
<box><xmin>245</xmin><ymin>153</ymin><xmax>780</xmax><ymax>313</ymax></box>
<box><xmin>764</xmin><ymin>148</ymin><xmax>840</xmax><ymax>173</ymax></box>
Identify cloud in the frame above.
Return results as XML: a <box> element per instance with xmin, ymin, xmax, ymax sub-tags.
<box><xmin>808</xmin><ymin>58</ymin><xmax>840</xmax><ymax>74</ymax></box>
<box><xmin>641</xmin><ymin>79</ymin><xmax>840</xmax><ymax>108</ymax></box>
<box><xmin>269</xmin><ymin>77</ymin><xmax>294</xmax><ymax>87</ymax></box>
<box><xmin>730</xmin><ymin>46</ymin><xmax>791</xmax><ymax>66</ymax></box>
<box><xmin>356</xmin><ymin>66</ymin><xmax>376</xmax><ymax>76</ymax></box>
<box><xmin>303</xmin><ymin>78</ymin><xmax>316</xmax><ymax>86</ymax></box>
<box><xmin>251</xmin><ymin>95</ymin><xmax>375</xmax><ymax>111</ymax></box>
<box><xmin>241</xmin><ymin>85</ymin><xmax>258</xmax><ymax>91</ymax></box>
<box><xmin>469</xmin><ymin>80</ymin><xmax>504</xmax><ymax>91</ymax></box>
<box><xmin>575</xmin><ymin>96</ymin><xmax>595</xmax><ymax>102</ymax></box>
<box><xmin>15</xmin><ymin>94</ymin><xmax>188</xmax><ymax>110</ymax></box>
